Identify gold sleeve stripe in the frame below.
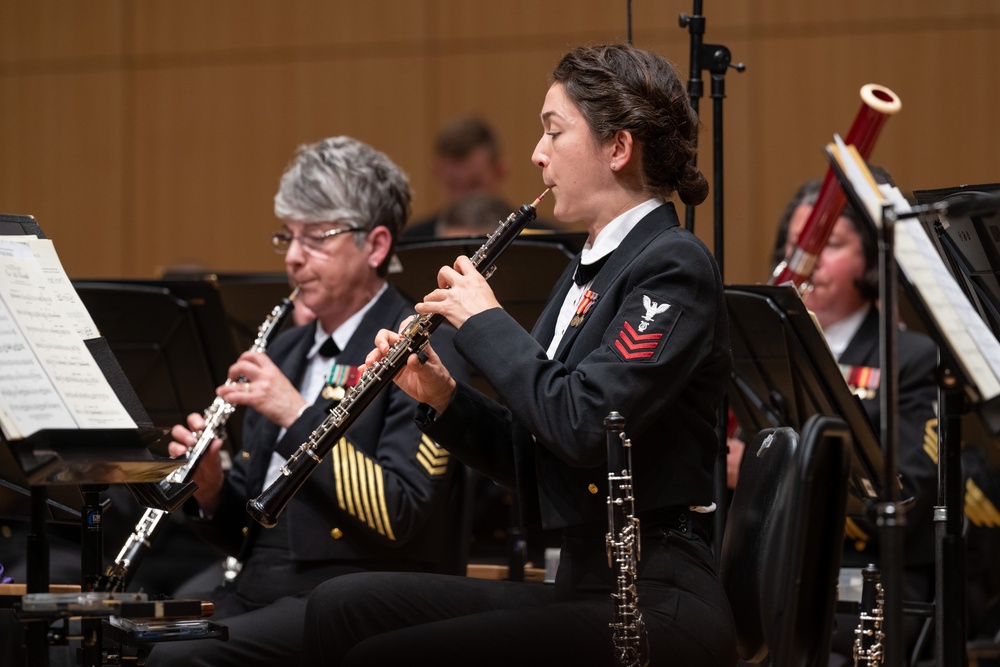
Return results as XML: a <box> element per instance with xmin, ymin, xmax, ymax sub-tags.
<box><xmin>366</xmin><ymin>459</ymin><xmax>389</xmax><ymax>535</ymax></box>
<box><xmin>374</xmin><ymin>466</ymin><xmax>397</xmax><ymax>541</ymax></box>
<box><xmin>333</xmin><ymin>438</ymin><xmax>348</xmax><ymax>512</ymax></box>
<box><xmin>966</xmin><ymin>478</ymin><xmax>1000</xmax><ymax>527</ymax></box>
<box><xmin>922</xmin><ymin>418</ymin><xmax>939</xmax><ymax>463</ymax></box>
<box><xmin>364</xmin><ymin>457</ymin><xmax>388</xmax><ymax>537</ymax></box>
<box><xmin>844</xmin><ymin>517</ymin><xmax>869</xmax><ymax>543</ymax></box>
<box><xmin>417</xmin><ymin>434</ymin><xmax>449</xmax><ymax>475</ymax></box>
<box><xmin>355</xmin><ymin>449</ymin><xmax>377</xmax><ymax>531</ymax></box>
<box><xmin>331</xmin><ymin>439</ymin><xmax>397</xmax><ymax>541</ymax></box>
<box><xmin>346</xmin><ymin>442</ymin><xmax>368</xmax><ymax>525</ymax></box>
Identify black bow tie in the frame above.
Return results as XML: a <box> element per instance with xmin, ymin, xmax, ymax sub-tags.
<box><xmin>573</xmin><ymin>253</ymin><xmax>611</xmax><ymax>286</ymax></box>
<box><xmin>318</xmin><ymin>336</ymin><xmax>340</xmax><ymax>358</ymax></box>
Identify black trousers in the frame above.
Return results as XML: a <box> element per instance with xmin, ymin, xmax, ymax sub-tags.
<box><xmin>145</xmin><ymin>544</ymin><xmax>371</xmax><ymax>667</ymax></box>
<box><xmin>302</xmin><ymin>523</ymin><xmax>736</xmax><ymax>667</ymax></box>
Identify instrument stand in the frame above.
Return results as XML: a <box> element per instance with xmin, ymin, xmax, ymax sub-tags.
<box><xmin>875</xmin><ymin>203</ymin><xmax>907</xmax><ymax>667</ymax></box>
<box><xmin>0</xmin><ymin>215</ymin><xmax>223</xmax><ymax>666</ymax></box>
<box><xmin>884</xmin><ymin>187</ymin><xmax>1000</xmax><ymax>665</ymax></box>
<box><xmin>80</xmin><ymin>484</ymin><xmax>108</xmax><ymax>667</ymax></box>
<box><xmin>835</xmin><ymin>176</ymin><xmax>999</xmax><ymax>666</ymax></box>
<box><xmin>935</xmin><ymin>361</ymin><xmax>969</xmax><ymax>667</ymax></box>
<box><xmin>678</xmin><ymin>0</ymin><xmax>745</xmax><ymax>558</ymax></box>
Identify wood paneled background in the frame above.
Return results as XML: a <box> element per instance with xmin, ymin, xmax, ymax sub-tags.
<box><xmin>1</xmin><ymin>1</ymin><xmax>998</xmax><ymax>285</ymax></box>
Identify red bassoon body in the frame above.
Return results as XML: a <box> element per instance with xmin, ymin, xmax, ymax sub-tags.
<box><xmin>769</xmin><ymin>84</ymin><xmax>901</xmax><ymax>288</ymax></box>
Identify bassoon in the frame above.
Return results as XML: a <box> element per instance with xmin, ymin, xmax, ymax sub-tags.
<box><xmin>247</xmin><ymin>191</ymin><xmax>548</xmax><ymax>528</ymax></box>
<box><xmin>770</xmin><ymin>84</ymin><xmax>901</xmax><ymax>289</ymax></box>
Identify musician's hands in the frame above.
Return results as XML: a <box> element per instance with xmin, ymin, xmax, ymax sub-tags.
<box><xmin>417</xmin><ymin>255</ymin><xmax>500</xmax><ymax>328</ymax></box>
<box><xmin>363</xmin><ymin>324</ymin><xmax>456</xmax><ymax>414</ymax></box>
<box><xmin>218</xmin><ymin>351</ymin><xmax>308</xmax><ymax>428</ymax></box>
<box><xmin>168</xmin><ymin>412</ymin><xmax>224</xmax><ymax>517</ymax></box>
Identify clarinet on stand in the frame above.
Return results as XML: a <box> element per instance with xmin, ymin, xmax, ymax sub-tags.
<box><xmin>678</xmin><ymin>0</ymin><xmax>744</xmax><ymax>562</ymax></box>
<box><xmin>605</xmin><ymin>411</ymin><xmax>649</xmax><ymax>667</ymax></box>
<box><xmin>854</xmin><ymin>563</ymin><xmax>886</xmax><ymax>665</ymax></box>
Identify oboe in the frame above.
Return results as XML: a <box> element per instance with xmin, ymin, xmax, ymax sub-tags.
<box><xmin>853</xmin><ymin>563</ymin><xmax>885</xmax><ymax>666</ymax></box>
<box><xmin>100</xmin><ymin>289</ymin><xmax>298</xmax><ymax>592</ymax></box>
<box><xmin>605</xmin><ymin>411</ymin><xmax>649</xmax><ymax>667</ymax></box>
<box><xmin>247</xmin><ymin>191</ymin><xmax>548</xmax><ymax>528</ymax></box>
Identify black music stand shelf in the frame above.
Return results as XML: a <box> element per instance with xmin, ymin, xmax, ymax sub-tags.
<box><xmin>725</xmin><ymin>284</ymin><xmax>885</xmax><ymax>518</ymax></box>
<box><xmin>4</xmin><ymin>428</ymin><xmax>176</xmax><ymax>488</ymax></box>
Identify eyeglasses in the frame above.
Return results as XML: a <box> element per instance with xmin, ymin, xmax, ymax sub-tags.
<box><xmin>270</xmin><ymin>226</ymin><xmax>364</xmax><ymax>255</ymax></box>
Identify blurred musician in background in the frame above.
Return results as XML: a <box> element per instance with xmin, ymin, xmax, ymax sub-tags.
<box><xmin>301</xmin><ymin>43</ymin><xmax>736</xmax><ymax>667</ymax></box>
<box><xmin>147</xmin><ymin>136</ymin><xmax>467</xmax><ymax>667</ymax></box>
<box><xmin>403</xmin><ymin>114</ymin><xmax>511</xmax><ymax>238</ymax></box>
<box><xmin>731</xmin><ymin>174</ymin><xmax>940</xmax><ymax>665</ymax></box>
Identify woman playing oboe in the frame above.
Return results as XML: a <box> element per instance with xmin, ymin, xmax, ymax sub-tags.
<box><xmin>302</xmin><ymin>44</ymin><xmax>736</xmax><ymax>667</ymax></box>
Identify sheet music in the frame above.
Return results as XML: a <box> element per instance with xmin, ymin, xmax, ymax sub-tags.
<box><xmin>889</xmin><ymin>189</ymin><xmax>1000</xmax><ymax>403</ymax></box>
<box><xmin>0</xmin><ymin>238</ymin><xmax>136</xmax><ymax>439</ymax></box>
<box><xmin>0</xmin><ymin>236</ymin><xmax>101</xmax><ymax>340</ymax></box>
<box><xmin>830</xmin><ymin>134</ymin><xmax>887</xmax><ymax>227</ymax></box>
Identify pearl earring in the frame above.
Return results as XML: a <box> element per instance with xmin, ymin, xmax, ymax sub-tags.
<box><xmin>610</xmin><ymin>162</ymin><xmax>618</xmax><ymax>170</ymax></box>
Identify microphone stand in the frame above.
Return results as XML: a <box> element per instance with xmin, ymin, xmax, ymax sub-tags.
<box><xmin>678</xmin><ymin>0</ymin><xmax>745</xmax><ymax>560</ymax></box>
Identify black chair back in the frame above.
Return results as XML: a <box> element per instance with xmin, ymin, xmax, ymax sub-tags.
<box><xmin>721</xmin><ymin>414</ymin><xmax>851</xmax><ymax>667</ymax></box>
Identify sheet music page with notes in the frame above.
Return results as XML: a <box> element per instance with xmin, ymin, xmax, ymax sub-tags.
<box><xmin>0</xmin><ymin>236</ymin><xmax>136</xmax><ymax>439</ymax></box>
<box><xmin>887</xmin><ymin>190</ymin><xmax>1000</xmax><ymax>404</ymax></box>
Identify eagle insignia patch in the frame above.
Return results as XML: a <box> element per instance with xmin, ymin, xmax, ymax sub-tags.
<box><xmin>610</xmin><ymin>290</ymin><xmax>679</xmax><ymax>363</ymax></box>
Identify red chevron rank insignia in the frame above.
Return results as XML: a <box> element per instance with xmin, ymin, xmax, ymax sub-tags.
<box><xmin>610</xmin><ymin>291</ymin><xmax>679</xmax><ymax>363</ymax></box>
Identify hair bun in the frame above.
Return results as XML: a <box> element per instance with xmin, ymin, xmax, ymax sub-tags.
<box><xmin>677</xmin><ymin>164</ymin><xmax>709</xmax><ymax>206</ymax></box>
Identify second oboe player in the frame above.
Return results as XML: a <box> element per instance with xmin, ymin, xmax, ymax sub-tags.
<box><xmin>147</xmin><ymin>136</ymin><xmax>468</xmax><ymax>667</ymax></box>
<box><xmin>304</xmin><ymin>44</ymin><xmax>736</xmax><ymax>667</ymax></box>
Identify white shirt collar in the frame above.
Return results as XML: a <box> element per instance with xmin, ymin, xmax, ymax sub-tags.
<box><xmin>307</xmin><ymin>282</ymin><xmax>389</xmax><ymax>359</ymax></box>
<box><xmin>580</xmin><ymin>198</ymin><xmax>664</xmax><ymax>266</ymax></box>
<box><xmin>823</xmin><ymin>302</ymin><xmax>871</xmax><ymax>360</ymax></box>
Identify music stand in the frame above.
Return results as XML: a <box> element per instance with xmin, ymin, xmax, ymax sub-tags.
<box><xmin>72</xmin><ymin>280</ymin><xmax>236</xmax><ymax>443</ymax></box>
<box><xmin>1</xmin><ymin>219</ymin><xmax>187</xmax><ymax>666</ymax></box>
<box><xmin>0</xmin><ymin>213</ymin><xmax>45</xmax><ymax>239</ymax></box>
<box><xmin>897</xmin><ymin>184</ymin><xmax>1000</xmax><ymax>667</ymax></box>
<box><xmin>725</xmin><ymin>284</ymin><xmax>885</xmax><ymax>518</ymax></box>
<box><xmin>203</xmin><ymin>272</ymin><xmax>294</xmax><ymax>352</ymax></box>
<box><xmin>392</xmin><ymin>233</ymin><xmax>583</xmax><ymax>333</ymax></box>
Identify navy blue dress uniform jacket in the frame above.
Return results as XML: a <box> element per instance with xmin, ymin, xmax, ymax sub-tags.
<box><xmin>839</xmin><ymin>306</ymin><xmax>939</xmax><ymax>567</ymax></box>
<box><xmin>187</xmin><ymin>285</ymin><xmax>465</xmax><ymax>571</ymax></box>
<box><xmin>421</xmin><ymin>202</ymin><xmax>731</xmax><ymax>530</ymax></box>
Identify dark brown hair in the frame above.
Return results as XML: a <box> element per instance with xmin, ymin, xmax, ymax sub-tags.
<box><xmin>550</xmin><ymin>44</ymin><xmax>708</xmax><ymax>206</ymax></box>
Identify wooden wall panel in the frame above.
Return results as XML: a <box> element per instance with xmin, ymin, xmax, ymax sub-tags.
<box><xmin>0</xmin><ymin>71</ymin><xmax>126</xmax><ymax>277</ymax></box>
<box><xmin>131</xmin><ymin>1</ymin><xmax>431</xmax><ymax>54</ymax></box>
<box><xmin>0</xmin><ymin>0</ymin><xmax>997</xmax><ymax>288</ymax></box>
<box><xmin>0</xmin><ymin>1</ymin><xmax>124</xmax><ymax>63</ymax></box>
<box><xmin>131</xmin><ymin>55</ymin><xmax>431</xmax><ymax>277</ymax></box>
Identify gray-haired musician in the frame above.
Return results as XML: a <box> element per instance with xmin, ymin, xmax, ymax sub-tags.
<box><xmin>302</xmin><ymin>44</ymin><xmax>736</xmax><ymax>667</ymax></box>
<box><xmin>147</xmin><ymin>136</ymin><xmax>467</xmax><ymax>667</ymax></box>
